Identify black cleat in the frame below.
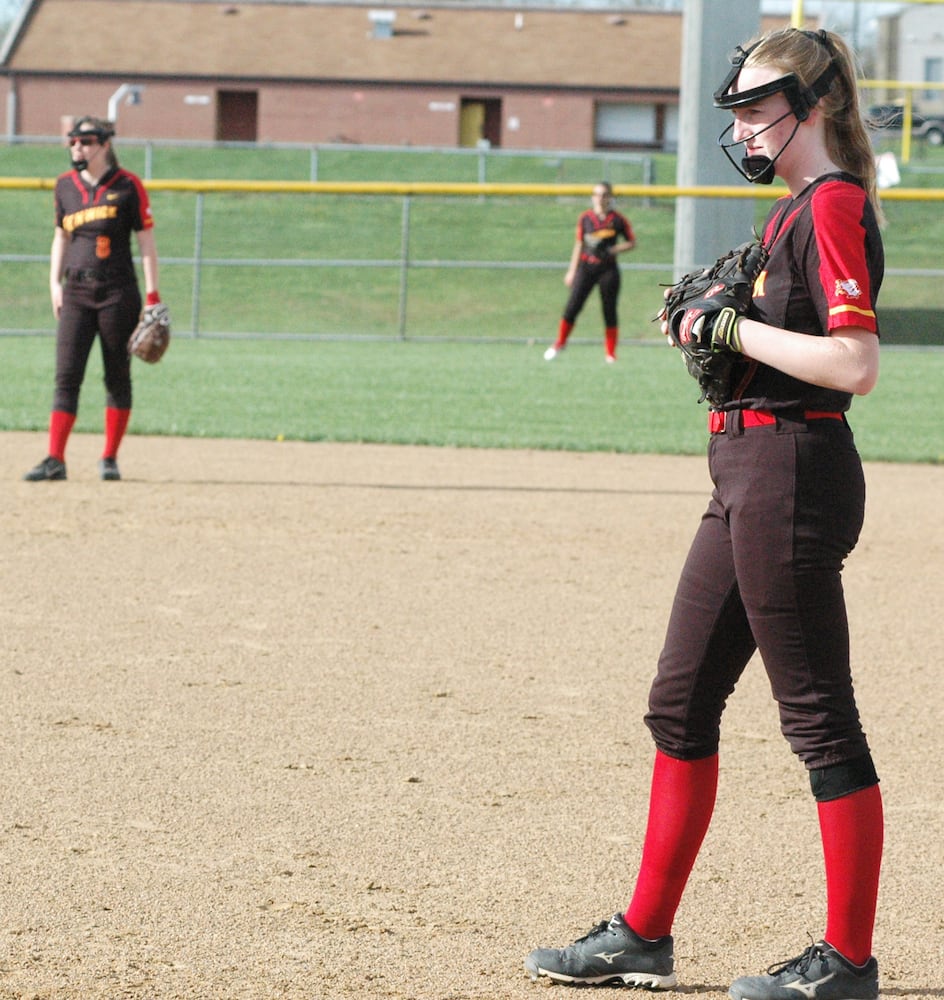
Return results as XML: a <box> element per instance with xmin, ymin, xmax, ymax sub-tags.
<box><xmin>23</xmin><ymin>456</ymin><xmax>67</xmax><ymax>481</ymax></box>
<box><xmin>525</xmin><ymin>913</ymin><xmax>677</xmax><ymax>988</ymax></box>
<box><xmin>98</xmin><ymin>457</ymin><xmax>121</xmax><ymax>481</ymax></box>
<box><xmin>729</xmin><ymin>941</ymin><xmax>878</xmax><ymax>1000</ymax></box>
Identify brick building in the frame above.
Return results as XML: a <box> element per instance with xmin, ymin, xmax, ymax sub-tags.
<box><xmin>0</xmin><ymin>0</ymin><xmax>787</xmax><ymax>150</ymax></box>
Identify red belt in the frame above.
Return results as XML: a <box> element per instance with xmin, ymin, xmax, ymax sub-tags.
<box><xmin>709</xmin><ymin>409</ymin><xmax>843</xmax><ymax>433</ymax></box>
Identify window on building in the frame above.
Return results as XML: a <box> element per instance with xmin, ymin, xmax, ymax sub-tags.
<box><xmin>594</xmin><ymin>102</ymin><xmax>677</xmax><ymax>150</ymax></box>
<box><xmin>925</xmin><ymin>57</ymin><xmax>942</xmax><ymax>103</ymax></box>
<box><xmin>595</xmin><ymin>102</ymin><xmax>656</xmax><ymax>147</ymax></box>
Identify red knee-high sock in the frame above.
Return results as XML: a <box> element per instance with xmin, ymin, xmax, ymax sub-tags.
<box><xmin>605</xmin><ymin>326</ymin><xmax>618</xmax><ymax>358</ymax></box>
<box><xmin>818</xmin><ymin>784</ymin><xmax>883</xmax><ymax>965</ymax></box>
<box><xmin>103</xmin><ymin>407</ymin><xmax>131</xmax><ymax>459</ymax></box>
<box><xmin>48</xmin><ymin>409</ymin><xmax>77</xmax><ymax>462</ymax></box>
<box><xmin>556</xmin><ymin>319</ymin><xmax>574</xmax><ymax>349</ymax></box>
<box><xmin>625</xmin><ymin>750</ymin><xmax>719</xmax><ymax>939</ymax></box>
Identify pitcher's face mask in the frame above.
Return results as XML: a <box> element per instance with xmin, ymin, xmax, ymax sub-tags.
<box><xmin>713</xmin><ymin>31</ymin><xmax>839</xmax><ymax>184</ymax></box>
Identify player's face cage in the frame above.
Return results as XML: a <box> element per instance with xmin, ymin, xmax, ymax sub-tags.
<box><xmin>712</xmin><ymin>29</ymin><xmax>839</xmax><ymax>184</ymax></box>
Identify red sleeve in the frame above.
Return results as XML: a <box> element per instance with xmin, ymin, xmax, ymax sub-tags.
<box><xmin>125</xmin><ymin>170</ymin><xmax>155</xmax><ymax>231</ymax></box>
<box><xmin>54</xmin><ymin>179</ymin><xmax>64</xmax><ymax>229</ymax></box>
<box><xmin>618</xmin><ymin>212</ymin><xmax>634</xmax><ymax>243</ymax></box>
<box><xmin>810</xmin><ymin>182</ymin><xmax>877</xmax><ymax>333</ymax></box>
<box><xmin>575</xmin><ymin>210</ymin><xmax>589</xmax><ymax>242</ymax></box>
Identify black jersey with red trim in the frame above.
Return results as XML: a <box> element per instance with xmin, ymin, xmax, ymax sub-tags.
<box><xmin>576</xmin><ymin>209</ymin><xmax>634</xmax><ymax>265</ymax></box>
<box><xmin>732</xmin><ymin>172</ymin><xmax>884</xmax><ymax>413</ymax></box>
<box><xmin>55</xmin><ymin>166</ymin><xmax>154</xmax><ymax>287</ymax></box>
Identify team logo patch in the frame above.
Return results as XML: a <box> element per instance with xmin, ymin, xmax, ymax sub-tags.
<box><xmin>835</xmin><ymin>278</ymin><xmax>862</xmax><ymax>298</ymax></box>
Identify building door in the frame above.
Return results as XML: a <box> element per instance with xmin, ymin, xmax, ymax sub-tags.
<box><xmin>216</xmin><ymin>90</ymin><xmax>258</xmax><ymax>141</ymax></box>
<box><xmin>459</xmin><ymin>98</ymin><xmax>502</xmax><ymax>147</ymax></box>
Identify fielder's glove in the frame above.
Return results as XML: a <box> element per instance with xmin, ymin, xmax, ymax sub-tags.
<box><xmin>661</xmin><ymin>239</ymin><xmax>769</xmax><ymax>406</ymax></box>
<box><xmin>129</xmin><ymin>302</ymin><xmax>172</xmax><ymax>364</ymax></box>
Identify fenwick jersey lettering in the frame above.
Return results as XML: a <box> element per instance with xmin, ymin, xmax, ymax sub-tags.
<box><xmin>61</xmin><ymin>204</ymin><xmax>120</xmax><ymax>231</ymax></box>
<box><xmin>55</xmin><ymin>166</ymin><xmax>153</xmax><ymax>287</ymax></box>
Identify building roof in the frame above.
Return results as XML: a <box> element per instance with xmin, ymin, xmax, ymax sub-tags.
<box><xmin>2</xmin><ymin>0</ymin><xmax>690</xmax><ymax>88</ymax></box>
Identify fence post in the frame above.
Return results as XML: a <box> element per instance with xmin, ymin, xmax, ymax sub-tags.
<box><xmin>190</xmin><ymin>192</ymin><xmax>205</xmax><ymax>337</ymax></box>
<box><xmin>398</xmin><ymin>195</ymin><xmax>411</xmax><ymax>340</ymax></box>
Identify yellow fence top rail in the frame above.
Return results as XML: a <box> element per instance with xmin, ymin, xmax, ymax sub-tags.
<box><xmin>1</xmin><ymin>177</ymin><xmax>942</xmax><ymax>201</ymax></box>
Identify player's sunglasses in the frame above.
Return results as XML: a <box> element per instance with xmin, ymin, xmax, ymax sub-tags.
<box><xmin>69</xmin><ymin>135</ymin><xmax>100</xmax><ymax>146</ymax></box>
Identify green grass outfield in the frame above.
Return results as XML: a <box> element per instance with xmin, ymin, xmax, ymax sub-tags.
<box><xmin>2</xmin><ymin>335</ymin><xmax>941</xmax><ymax>464</ymax></box>
<box><xmin>4</xmin><ymin>188</ymin><xmax>944</xmax><ymax>336</ymax></box>
<box><xmin>3</xmin><ymin>142</ymin><xmax>944</xmax><ymax>340</ymax></box>
<box><xmin>3</xmin><ymin>143</ymin><xmax>941</xmax><ymax>464</ymax></box>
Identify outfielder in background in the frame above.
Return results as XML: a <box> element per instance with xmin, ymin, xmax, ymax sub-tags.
<box><xmin>23</xmin><ymin>115</ymin><xmax>163</xmax><ymax>483</ymax></box>
<box><xmin>543</xmin><ymin>181</ymin><xmax>636</xmax><ymax>363</ymax></box>
<box><xmin>526</xmin><ymin>27</ymin><xmax>885</xmax><ymax>1000</ymax></box>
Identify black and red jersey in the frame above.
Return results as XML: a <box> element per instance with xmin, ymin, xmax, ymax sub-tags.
<box><xmin>576</xmin><ymin>209</ymin><xmax>634</xmax><ymax>265</ymax></box>
<box><xmin>733</xmin><ymin>173</ymin><xmax>884</xmax><ymax>413</ymax></box>
<box><xmin>54</xmin><ymin>166</ymin><xmax>154</xmax><ymax>287</ymax></box>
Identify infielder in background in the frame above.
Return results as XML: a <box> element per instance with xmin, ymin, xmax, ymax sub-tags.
<box><xmin>543</xmin><ymin>181</ymin><xmax>635</xmax><ymax>363</ymax></box>
<box><xmin>24</xmin><ymin>115</ymin><xmax>162</xmax><ymax>482</ymax></box>
<box><xmin>526</xmin><ymin>27</ymin><xmax>885</xmax><ymax>1000</ymax></box>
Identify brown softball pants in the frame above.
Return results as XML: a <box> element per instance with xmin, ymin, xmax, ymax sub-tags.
<box><xmin>54</xmin><ymin>280</ymin><xmax>141</xmax><ymax>414</ymax></box>
<box><xmin>645</xmin><ymin>411</ymin><xmax>872</xmax><ymax>770</ymax></box>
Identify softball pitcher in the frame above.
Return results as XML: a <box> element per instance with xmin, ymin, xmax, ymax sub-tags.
<box><xmin>525</xmin><ymin>28</ymin><xmax>884</xmax><ymax>1000</ymax></box>
<box><xmin>24</xmin><ymin>115</ymin><xmax>162</xmax><ymax>482</ymax></box>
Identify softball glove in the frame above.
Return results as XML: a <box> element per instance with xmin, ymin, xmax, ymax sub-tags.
<box><xmin>662</xmin><ymin>239</ymin><xmax>768</xmax><ymax>406</ymax></box>
<box><xmin>129</xmin><ymin>303</ymin><xmax>171</xmax><ymax>364</ymax></box>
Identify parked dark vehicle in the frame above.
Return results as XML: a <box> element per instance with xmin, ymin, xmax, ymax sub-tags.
<box><xmin>868</xmin><ymin>104</ymin><xmax>944</xmax><ymax>146</ymax></box>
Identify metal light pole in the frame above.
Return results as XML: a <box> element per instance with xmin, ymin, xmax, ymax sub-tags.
<box><xmin>107</xmin><ymin>83</ymin><xmax>144</xmax><ymax>123</ymax></box>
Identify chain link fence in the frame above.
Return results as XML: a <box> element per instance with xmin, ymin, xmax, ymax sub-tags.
<box><xmin>3</xmin><ymin>139</ymin><xmax>943</xmax><ymax>344</ymax></box>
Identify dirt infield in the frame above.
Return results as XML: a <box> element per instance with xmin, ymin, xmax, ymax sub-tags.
<box><xmin>2</xmin><ymin>430</ymin><xmax>942</xmax><ymax>1000</ymax></box>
